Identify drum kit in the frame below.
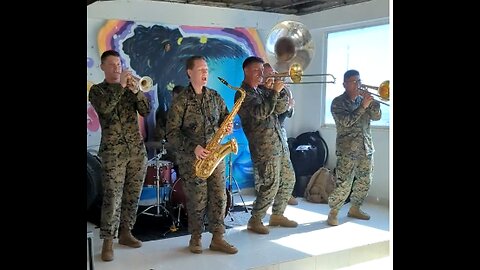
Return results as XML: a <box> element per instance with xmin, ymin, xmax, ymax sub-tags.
<box><xmin>140</xmin><ymin>140</ymin><xmax>242</xmax><ymax>232</ymax></box>
<box><xmin>139</xmin><ymin>140</ymin><xmax>183</xmax><ymax>234</ymax></box>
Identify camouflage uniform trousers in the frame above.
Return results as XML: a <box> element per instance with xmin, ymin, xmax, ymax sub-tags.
<box><xmin>328</xmin><ymin>154</ymin><xmax>374</xmax><ymax>210</ymax></box>
<box><xmin>179</xmin><ymin>160</ymin><xmax>227</xmax><ymax>235</ymax></box>
<box><xmin>251</xmin><ymin>150</ymin><xmax>295</xmax><ymax>220</ymax></box>
<box><xmin>99</xmin><ymin>147</ymin><xmax>147</xmax><ymax>239</ymax></box>
<box><xmin>280</xmin><ymin>128</ymin><xmax>296</xmax><ymax>196</ymax></box>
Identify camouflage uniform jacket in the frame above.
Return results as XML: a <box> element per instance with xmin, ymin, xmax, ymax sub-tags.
<box><xmin>166</xmin><ymin>84</ymin><xmax>230</xmax><ymax>166</ymax></box>
<box><xmin>331</xmin><ymin>92</ymin><xmax>382</xmax><ymax>158</ymax></box>
<box><xmin>235</xmin><ymin>82</ymin><xmax>289</xmax><ymax>163</ymax></box>
<box><xmin>276</xmin><ymin>87</ymin><xmax>293</xmax><ymax>128</ymax></box>
<box><xmin>88</xmin><ymin>81</ymin><xmax>150</xmax><ymax>158</ymax></box>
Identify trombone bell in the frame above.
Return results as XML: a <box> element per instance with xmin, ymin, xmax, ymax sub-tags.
<box><xmin>359</xmin><ymin>80</ymin><xmax>390</xmax><ymax>106</ymax></box>
<box><xmin>378</xmin><ymin>80</ymin><xmax>390</xmax><ymax>101</ymax></box>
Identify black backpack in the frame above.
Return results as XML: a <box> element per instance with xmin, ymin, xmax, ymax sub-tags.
<box><xmin>289</xmin><ymin>131</ymin><xmax>329</xmax><ymax>176</ymax></box>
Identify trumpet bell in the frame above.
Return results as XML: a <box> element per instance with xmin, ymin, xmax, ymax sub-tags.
<box><xmin>265</xmin><ymin>21</ymin><xmax>315</xmax><ymax>74</ymax></box>
<box><xmin>138</xmin><ymin>76</ymin><xmax>153</xmax><ymax>92</ymax></box>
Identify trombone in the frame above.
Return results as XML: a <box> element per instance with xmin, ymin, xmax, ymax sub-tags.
<box><xmin>358</xmin><ymin>80</ymin><xmax>390</xmax><ymax>106</ymax></box>
<box><xmin>265</xmin><ymin>63</ymin><xmax>336</xmax><ymax>84</ymax></box>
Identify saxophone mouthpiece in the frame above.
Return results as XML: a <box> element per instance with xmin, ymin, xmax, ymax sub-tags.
<box><xmin>218</xmin><ymin>77</ymin><xmax>228</xmax><ymax>86</ymax></box>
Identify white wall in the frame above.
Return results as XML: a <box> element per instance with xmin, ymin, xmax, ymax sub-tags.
<box><xmin>87</xmin><ymin>0</ymin><xmax>391</xmax><ymax>204</ymax></box>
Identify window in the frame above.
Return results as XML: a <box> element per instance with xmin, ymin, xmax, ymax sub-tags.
<box><xmin>324</xmin><ymin>23</ymin><xmax>391</xmax><ymax>127</ymax></box>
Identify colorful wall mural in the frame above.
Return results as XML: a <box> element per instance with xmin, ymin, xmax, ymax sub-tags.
<box><xmin>87</xmin><ymin>19</ymin><xmax>267</xmax><ymax>189</ymax></box>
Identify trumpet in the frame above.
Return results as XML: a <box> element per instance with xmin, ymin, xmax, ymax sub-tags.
<box><xmin>265</xmin><ymin>63</ymin><xmax>336</xmax><ymax>84</ymax></box>
<box><xmin>128</xmin><ymin>75</ymin><xmax>154</xmax><ymax>92</ymax></box>
<box><xmin>358</xmin><ymin>80</ymin><xmax>390</xmax><ymax>106</ymax></box>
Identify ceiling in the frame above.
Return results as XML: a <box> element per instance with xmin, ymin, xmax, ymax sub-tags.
<box><xmin>87</xmin><ymin>0</ymin><xmax>372</xmax><ymax>15</ymax></box>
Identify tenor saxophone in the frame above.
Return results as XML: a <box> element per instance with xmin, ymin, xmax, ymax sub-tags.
<box><xmin>194</xmin><ymin>77</ymin><xmax>246</xmax><ymax>180</ymax></box>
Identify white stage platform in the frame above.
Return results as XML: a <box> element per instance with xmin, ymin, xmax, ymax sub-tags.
<box><xmin>87</xmin><ymin>194</ymin><xmax>391</xmax><ymax>270</ymax></box>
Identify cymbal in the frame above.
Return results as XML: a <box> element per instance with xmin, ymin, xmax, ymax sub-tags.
<box><xmin>144</xmin><ymin>141</ymin><xmax>165</xmax><ymax>149</ymax></box>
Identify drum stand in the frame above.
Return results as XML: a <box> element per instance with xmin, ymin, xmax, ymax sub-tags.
<box><xmin>138</xmin><ymin>145</ymin><xmax>180</xmax><ymax>233</ymax></box>
<box><xmin>225</xmin><ymin>153</ymin><xmax>248</xmax><ymax>221</ymax></box>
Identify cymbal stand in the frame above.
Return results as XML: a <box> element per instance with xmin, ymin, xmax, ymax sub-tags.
<box><xmin>225</xmin><ymin>153</ymin><xmax>248</xmax><ymax>221</ymax></box>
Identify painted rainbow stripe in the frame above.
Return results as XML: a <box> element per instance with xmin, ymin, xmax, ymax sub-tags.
<box><xmin>97</xmin><ymin>20</ymin><xmax>135</xmax><ymax>55</ymax></box>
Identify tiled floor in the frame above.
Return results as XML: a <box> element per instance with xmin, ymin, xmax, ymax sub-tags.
<box><xmin>87</xmin><ymin>194</ymin><xmax>391</xmax><ymax>270</ymax></box>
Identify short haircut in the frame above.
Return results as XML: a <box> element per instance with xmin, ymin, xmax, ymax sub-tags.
<box><xmin>100</xmin><ymin>50</ymin><xmax>120</xmax><ymax>64</ymax></box>
<box><xmin>343</xmin><ymin>69</ymin><xmax>360</xmax><ymax>81</ymax></box>
<box><xmin>186</xmin><ymin>55</ymin><xmax>206</xmax><ymax>71</ymax></box>
<box><xmin>263</xmin><ymin>63</ymin><xmax>272</xmax><ymax>69</ymax></box>
<box><xmin>243</xmin><ymin>56</ymin><xmax>264</xmax><ymax>69</ymax></box>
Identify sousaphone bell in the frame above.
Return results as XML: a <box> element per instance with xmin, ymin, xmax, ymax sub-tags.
<box><xmin>265</xmin><ymin>20</ymin><xmax>335</xmax><ymax>84</ymax></box>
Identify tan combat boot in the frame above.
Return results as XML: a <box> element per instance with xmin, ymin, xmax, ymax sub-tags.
<box><xmin>189</xmin><ymin>233</ymin><xmax>202</xmax><ymax>254</ymax></box>
<box><xmin>209</xmin><ymin>233</ymin><xmax>238</xmax><ymax>254</ymax></box>
<box><xmin>119</xmin><ymin>228</ymin><xmax>142</xmax><ymax>248</ymax></box>
<box><xmin>288</xmin><ymin>196</ymin><xmax>299</xmax><ymax>205</ymax></box>
<box><xmin>247</xmin><ymin>217</ymin><xmax>270</xmax><ymax>234</ymax></box>
<box><xmin>347</xmin><ymin>206</ymin><xmax>371</xmax><ymax>220</ymax></box>
<box><xmin>101</xmin><ymin>238</ymin><xmax>114</xmax><ymax>262</ymax></box>
<box><xmin>327</xmin><ymin>209</ymin><xmax>339</xmax><ymax>226</ymax></box>
<box><xmin>269</xmin><ymin>214</ymin><xmax>298</xmax><ymax>227</ymax></box>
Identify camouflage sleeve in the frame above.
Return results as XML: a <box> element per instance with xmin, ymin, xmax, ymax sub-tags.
<box><xmin>273</xmin><ymin>88</ymin><xmax>290</xmax><ymax>115</ymax></box>
<box><xmin>331</xmin><ymin>97</ymin><xmax>366</xmax><ymax>128</ymax></box>
<box><xmin>166</xmin><ymin>94</ymin><xmax>196</xmax><ymax>155</ymax></box>
<box><xmin>237</xmin><ymin>90</ymin><xmax>278</xmax><ymax>120</ymax></box>
<box><xmin>367</xmin><ymin>101</ymin><xmax>382</xmax><ymax>121</ymax></box>
<box><xmin>130</xmin><ymin>90</ymin><xmax>150</xmax><ymax>116</ymax></box>
<box><xmin>286</xmin><ymin>107</ymin><xmax>294</xmax><ymax>118</ymax></box>
<box><xmin>88</xmin><ymin>83</ymin><xmax>125</xmax><ymax>116</ymax></box>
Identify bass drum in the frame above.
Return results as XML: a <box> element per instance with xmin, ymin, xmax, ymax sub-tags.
<box><xmin>170</xmin><ymin>178</ymin><xmax>232</xmax><ymax>218</ymax></box>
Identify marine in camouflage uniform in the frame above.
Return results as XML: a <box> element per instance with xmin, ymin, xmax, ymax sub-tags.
<box><xmin>88</xmin><ymin>50</ymin><xmax>150</xmax><ymax>261</ymax></box>
<box><xmin>166</xmin><ymin>56</ymin><xmax>237</xmax><ymax>254</ymax></box>
<box><xmin>235</xmin><ymin>56</ymin><xmax>298</xmax><ymax>235</ymax></box>
<box><xmin>275</xmin><ymin>91</ymin><xmax>298</xmax><ymax>206</ymax></box>
<box><xmin>327</xmin><ymin>69</ymin><xmax>382</xmax><ymax>226</ymax></box>
<box><xmin>263</xmin><ymin>63</ymin><xmax>298</xmax><ymax>206</ymax></box>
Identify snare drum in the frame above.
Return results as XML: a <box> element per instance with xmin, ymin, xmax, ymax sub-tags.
<box><xmin>144</xmin><ymin>160</ymin><xmax>174</xmax><ymax>186</ymax></box>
